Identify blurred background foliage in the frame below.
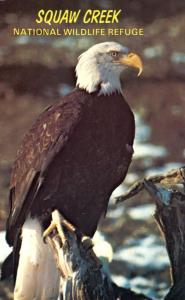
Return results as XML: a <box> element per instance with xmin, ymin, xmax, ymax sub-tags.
<box><xmin>0</xmin><ymin>0</ymin><xmax>185</xmax><ymax>299</ymax></box>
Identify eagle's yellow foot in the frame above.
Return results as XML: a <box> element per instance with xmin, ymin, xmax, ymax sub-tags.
<box><xmin>43</xmin><ymin>210</ymin><xmax>75</xmax><ymax>246</ymax></box>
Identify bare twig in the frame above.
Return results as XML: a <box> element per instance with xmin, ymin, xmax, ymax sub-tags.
<box><xmin>115</xmin><ymin>166</ymin><xmax>185</xmax><ymax>204</ymax></box>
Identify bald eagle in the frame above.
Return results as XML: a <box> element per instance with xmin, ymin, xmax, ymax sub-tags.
<box><xmin>3</xmin><ymin>42</ymin><xmax>142</xmax><ymax>299</ymax></box>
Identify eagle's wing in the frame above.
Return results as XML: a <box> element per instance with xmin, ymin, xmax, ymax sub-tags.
<box><xmin>6</xmin><ymin>92</ymin><xmax>86</xmax><ymax>245</ymax></box>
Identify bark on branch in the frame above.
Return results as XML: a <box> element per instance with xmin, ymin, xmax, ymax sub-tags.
<box><xmin>45</xmin><ymin>211</ymin><xmax>151</xmax><ymax>300</ymax></box>
<box><xmin>115</xmin><ymin>166</ymin><xmax>185</xmax><ymax>204</ymax></box>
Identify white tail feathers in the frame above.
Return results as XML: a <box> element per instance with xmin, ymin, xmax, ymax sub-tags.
<box><xmin>14</xmin><ymin>218</ymin><xmax>60</xmax><ymax>300</ymax></box>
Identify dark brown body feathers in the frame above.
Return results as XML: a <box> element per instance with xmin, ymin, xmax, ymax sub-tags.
<box><xmin>6</xmin><ymin>88</ymin><xmax>135</xmax><ymax>245</ymax></box>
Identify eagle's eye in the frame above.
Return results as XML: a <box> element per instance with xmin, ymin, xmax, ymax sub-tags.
<box><xmin>110</xmin><ymin>51</ymin><xmax>119</xmax><ymax>58</ymax></box>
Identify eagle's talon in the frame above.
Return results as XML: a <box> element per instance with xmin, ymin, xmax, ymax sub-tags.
<box><xmin>43</xmin><ymin>210</ymin><xmax>78</xmax><ymax>247</ymax></box>
<box><xmin>43</xmin><ymin>221</ymin><xmax>56</xmax><ymax>242</ymax></box>
<box><xmin>61</xmin><ymin>218</ymin><xmax>76</xmax><ymax>233</ymax></box>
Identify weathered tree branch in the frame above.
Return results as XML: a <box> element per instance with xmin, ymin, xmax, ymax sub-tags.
<box><xmin>45</xmin><ymin>210</ymin><xmax>151</xmax><ymax>300</ymax></box>
<box><xmin>143</xmin><ymin>180</ymin><xmax>185</xmax><ymax>284</ymax></box>
<box><xmin>143</xmin><ymin>178</ymin><xmax>185</xmax><ymax>300</ymax></box>
<box><xmin>116</xmin><ymin>166</ymin><xmax>185</xmax><ymax>300</ymax></box>
<box><xmin>115</xmin><ymin>166</ymin><xmax>185</xmax><ymax>203</ymax></box>
<box><xmin>45</xmin><ymin>210</ymin><xmax>115</xmax><ymax>300</ymax></box>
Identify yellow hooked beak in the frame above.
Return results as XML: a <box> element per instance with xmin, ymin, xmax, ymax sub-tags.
<box><xmin>119</xmin><ymin>53</ymin><xmax>143</xmax><ymax>76</ymax></box>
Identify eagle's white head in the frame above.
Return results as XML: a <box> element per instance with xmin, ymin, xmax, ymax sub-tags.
<box><xmin>76</xmin><ymin>41</ymin><xmax>143</xmax><ymax>96</ymax></box>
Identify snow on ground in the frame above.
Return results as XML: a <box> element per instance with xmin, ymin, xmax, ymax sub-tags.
<box><xmin>114</xmin><ymin>235</ymin><xmax>169</xmax><ymax>270</ymax></box>
<box><xmin>111</xmin><ymin>274</ymin><xmax>168</xmax><ymax>300</ymax></box>
<box><xmin>134</xmin><ymin>143</ymin><xmax>168</xmax><ymax>159</ymax></box>
<box><xmin>106</xmin><ymin>206</ymin><xmax>125</xmax><ymax>219</ymax></box>
<box><xmin>128</xmin><ymin>204</ymin><xmax>155</xmax><ymax>221</ymax></box>
<box><xmin>133</xmin><ymin>113</ymin><xmax>168</xmax><ymax>159</ymax></box>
